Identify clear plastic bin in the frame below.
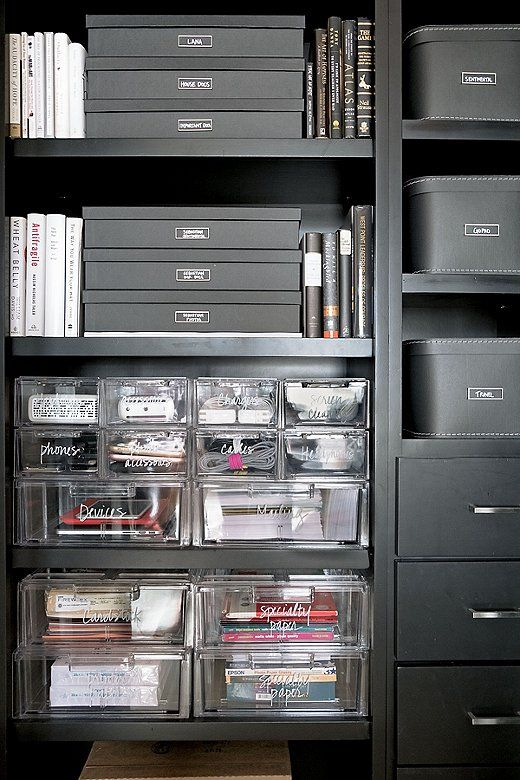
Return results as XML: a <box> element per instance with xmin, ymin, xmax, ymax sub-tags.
<box><xmin>15</xmin><ymin>378</ymin><xmax>100</xmax><ymax>426</ymax></box>
<box><xmin>16</xmin><ymin>480</ymin><xmax>189</xmax><ymax>545</ymax></box>
<box><xmin>103</xmin><ymin>378</ymin><xmax>188</xmax><ymax>426</ymax></box>
<box><xmin>195</xmin><ymin>378</ymin><xmax>278</xmax><ymax>427</ymax></box>
<box><xmin>283</xmin><ymin>379</ymin><xmax>369</xmax><ymax>427</ymax></box>
<box><xmin>14</xmin><ymin>644</ymin><xmax>190</xmax><ymax>718</ymax></box>
<box><xmin>16</xmin><ymin>429</ymin><xmax>100</xmax><ymax>477</ymax></box>
<box><xmin>283</xmin><ymin>431</ymin><xmax>368</xmax><ymax>479</ymax></box>
<box><xmin>195</xmin><ymin>430</ymin><xmax>278</xmax><ymax>479</ymax></box>
<box><xmin>193</xmin><ymin>481</ymin><xmax>369</xmax><ymax>548</ymax></box>
<box><xmin>104</xmin><ymin>430</ymin><xmax>188</xmax><ymax>479</ymax></box>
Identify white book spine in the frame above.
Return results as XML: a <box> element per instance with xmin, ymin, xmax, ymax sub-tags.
<box><xmin>54</xmin><ymin>33</ymin><xmax>71</xmax><ymax>138</ymax></box>
<box><xmin>65</xmin><ymin>217</ymin><xmax>83</xmax><ymax>337</ymax></box>
<box><xmin>34</xmin><ymin>32</ymin><xmax>45</xmax><ymax>138</ymax></box>
<box><xmin>25</xmin><ymin>214</ymin><xmax>46</xmax><ymax>336</ymax></box>
<box><xmin>20</xmin><ymin>33</ymin><xmax>28</xmax><ymax>138</ymax></box>
<box><xmin>44</xmin><ymin>214</ymin><xmax>66</xmax><ymax>336</ymax></box>
<box><xmin>10</xmin><ymin>216</ymin><xmax>27</xmax><ymax>335</ymax></box>
<box><xmin>8</xmin><ymin>34</ymin><xmax>21</xmax><ymax>138</ymax></box>
<box><xmin>44</xmin><ymin>32</ymin><xmax>55</xmax><ymax>137</ymax></box>
<box><xmin>68</xmin><ymin>43</ymin><xmax>86</xmax><ymax>138</ymax></box>
<box><xmin>27</xmin><ymin>35</ymin><xmax>36</xmax><ymax>138</ymax></box>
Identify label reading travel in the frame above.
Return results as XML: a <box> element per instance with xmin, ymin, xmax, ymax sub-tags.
<box><xmin>175</xmin><ymin>228</ymin><xmax>210</xmax><ymax>240</ymax></box>
<box><xmin>467</xmin><ymin>387</ymin><xmax>504</xmax><ymax>400</ymax></box>
<box><xmin>178</xmin><ymin>77</ymin><xmax>213</xmax><ymax>90</ymax></box>
<box><xmin>176</xmin><ymin>269</ymin><xmax>211</xmax><ymax>282</ymax></box>
<box><xmin>178</xmin><ymin>35</ymin><xmax>213</xmax><ymax>48</ymax></box>
<box><xmin>175</xmin><ymin>310</ymin><xmax>210</xmax><ymax>323</ymax></box>
<box><xmin>177</xmin><ymin>119</ymin><xmax>213</xmax><ymax>132</ymax></box>
<box><xmin>461</xmin><ymin>72</ymin><xmax>497</xmax><ymax>85</ymax></box>
<box><xmin>464</xmin><ymin>223</ymin><xmax>500</xmax><ymax>237</ymax></box>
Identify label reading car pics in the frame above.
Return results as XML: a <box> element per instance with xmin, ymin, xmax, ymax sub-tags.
<box><xmin>176</xmin><ymin>269</ymin><xmax>210</xmax><ymax>282</ymax></box>
<box><xmin>175</xmin><ymin>310</ymin><xmax>210</xmax><ymax>323</ymax></box>
<box><xmin>178</xmin><ymin>77</ymin><xmax>212</xmax><ymax>90</ymax></box>
<box><xmin>464</xmin><ymin>223</ymin><xmax>500</xmax><ymax>237</ymax></box>
<box><xmin>467</xmin><ymin>387</ymin><xmax>504</xmax><ymax>400</ymax></box>
<box><xmin>178</xmin><ymin>34</ymin><xmax>213</xmax><ymax>48</ymax></box>
<box><xmin>461</xmin><ymin>71</ymin><xmax>497</xmax><ymax>85</ymax></box>
<box><xmin>175</xmin><ymin>227</ymin><xmax>210</xmax><ymax>240</ymax></box>
<box><xmin>177</xmin><ymin>119</ymin><xmax>213</xmax><ymax>132</ymax></box>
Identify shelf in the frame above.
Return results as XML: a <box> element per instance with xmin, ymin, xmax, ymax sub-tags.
<box><xmin>402</xmin><ymin>119</ymin><xmax>520</xmax><ymax>142</ymax></box>
<box><xmin>9</xmin><ymin>337</ymin><xmax>373</xmax><ymax>358</ymax></box>
<box><xmin>402</xmin><ymin>273</ymin><xmax>520</xmax><ymax>295</ymax></box>
<box><xmin>401</xmin><ymin>439</ymin><xmax>520</xmax><ymax>459</ymax></box>
<box><xmin>10</xmin><ymin>138</ymin><xmax>373</xmax><ymax>159</ymax></box>
<box><xmin>14</xmin><ymin>718</ymin><xmax>370</xmax><ymax>742</ymax></box>
<box><xmin>11</xmin><ymin>546</ymin><xmax>370</xmax><ymax>570</ymax></box>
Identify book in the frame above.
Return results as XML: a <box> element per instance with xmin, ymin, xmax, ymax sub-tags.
<box><xmin>322</xmin><ymin>231</ymin><xmax>339</xmax><ymax>338</ymax></box>
<box><xmin>221</xmin><ymin>624</ymin><xmax>337</xmax><ymax>643</ymax></box>
<box><xmin>356</xmin><ymin>18</ymin><xmax>375</xmax><ymax>137</ymax></box>
<box><xmin>7</xmin><ymin>34</ymin><xmax>21</xmax><ymax>138</ymax></box>
<box><xmin>65</xmin><ymin>217</ymin><xmax>83</xmax><ymax>336</ymax></box>
<box><xmin>352</xmin><ymin>205</ymin><xmax>373</xmax><ymax>338</ymax></box>
<box><xmin>327</xmin><ymin>17</ymin><xmax>342</xmax><ymax>139</ymax></box>
<box><xmin>25</xmin><ymin>214</ymin><xmax>46</xmax><ymax>336</ymax></box>
<box><xmin>338</xmin><ymin>220</ymin><xmax>353</xmax><ymax>338</ymax></box>
<box><xmin>69</xmin><ymin>42</ymin><xmax>87</xmax><ymax>138</ymax></box>
<box><xmin>20</xmin><ymin>32</ymin><xmax>28</xmax><ymax>138</ymax></box>
<box><xmin>342</xmin><ymin>20</ymin><xmax>357</xmax><ymax>138</ymax></box>
<box><xmin>315</xmin><ymin>29</ymin><xmax>328</xmax><ymax>138</ymax></box>
<box><xmin>44</xmin><ymin>32</ymin><xmax>55</xmax><ymax>137</ymax></box>
<box><xmin>54</xmin><ymin>33</ymin><xmax>71</xmax><ymax>138</ymax></box>
<box><xmin>305</xmin><ymin>61</ymin><xmax>314</xmax><ymax>138</ymax></box>
<box><xmin>26</xmin><ymin>35</ymin><xmax>36</xmax><ymax>138</ymax></box>
<box><xmin>44</xmin><ymin>214</ymin><xmax>66</xmax><ymax>337</ymax></box>
<box><xmin>34</xmin><ymin>32</ymin><xmax>45</xmax><ymax>138</ymax></box>
<box><xmin>9</xmin><ymin>216</ymin><xmax>27</xmax><ymax>335</ymax></box>
<box><xmin>303</xmin><ymin>232</ymin><xmax>322</xmax><ymax>338</ymax></box>
<box><xmin>221</xmin><ymin>590</ymin><xmax>339</xmax><ymax>623</ymax></box>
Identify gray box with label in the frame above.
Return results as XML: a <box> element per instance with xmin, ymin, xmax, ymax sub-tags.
<box><xmin>86</xmin><ymin>16</ymin><xmax>306</xmax><ymax>28</ymax></box>
<box><xmin>86</xmin><ymin>56</ymin><xmax>306</xmax><ymax>71</ymax></box>
<box><xmin>83</xmin><ymin>249</ymin><xmax>303</xmax><ymax>264</ymax></box>
<box><xmin>85</xmin><ymin>98</ymin><xmax>305</xmax><ymax>113</ymax></box>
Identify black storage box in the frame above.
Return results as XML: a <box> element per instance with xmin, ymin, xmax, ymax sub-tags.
<box><xmin>404</xmin><ymin>25</ymin><xmax>520</xmax><ymax>122</ymax></box>
<box><xmin>405</xmin><ymin>176</ymin><xmax>520</xmax><ymax>274</ymax></box>
<box><xmin>86</xmin><ymin>56</ymin><xmax>306</xmax><ymax>71</ymax></box>
<box><xmin>405</xmin><ymin>339</ymin><xmax>520</xmax><ymax>437</ymax></box>
<box><xmin>82</xmin><ymin>248</ymin><xmax>303</xmax><ymax>264</ymax></box>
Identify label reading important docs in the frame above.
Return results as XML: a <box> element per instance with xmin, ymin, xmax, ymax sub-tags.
<box><xmin>467</xmin><ymin>387</ymin><xmax>504</xmax><ymax>400</ymax></box>
<box><xmin>175</xmin><ymin>227</ymin><xmax>210</xmax><ymax>240</ymax></box>
<box><xmin>177</xmin><ymin>119</ymin><xmax>213</xmax><ymax>132</ymax></box>
<box><xmin>176</xmin><ymin>269</ymin><xmax>211</xmax><ymax>282</ymax></box>
<box><xmin>178</xmin><ymin>35</ymin><xmax>213</xmax><ymax>48</ymax></box>
<box><xmin>175</xmin><ymin>310</ymin><xmax>210</xmax><ymax>324</ymax></box>
<box><xmin>461</xmin><ymin>71</ymin><xmax>497</xmax><ymax>85</ymax></box>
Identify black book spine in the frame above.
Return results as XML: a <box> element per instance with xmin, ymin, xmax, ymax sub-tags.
<box><xmin>305</xmin><ymin>61</ymin><xmax>315</xmax><ymax>138</ymax></box>
<box><xmin>322</xmin><ymin>231</ymin><xmax>339</xmax><ymax>338</ymax></box>
<box><xmin>303</xmin><ymin>232</ymin><xmax>322</xmax><ymax>338</ymax></box>
<box><xmin>356</xmin><ymin>18</ymin><xmax>375</xmax><ymax>137</ymax></box>
<box><xmin>353</xmin><ymin>205</ymin><xmax>373</xmax><ymax>338</ymax></box>
<box><xmin>338</xmin><ymin>220</ymin><xmax>353</xmax><ymax>338</ymax></box>
<box><xmin>315</xmin><ymin>29</ymin><xmax>328</xmax><ymax>138</ymax></box>
<box><xmin>342</xmin><ymin>20</ymin><xmax>357</xmax><ymax>138</ymax></box>
<box><xmin>327</xmin><ymin>17</ymin><xmax>342</xmax><ymax>139</ymax></box>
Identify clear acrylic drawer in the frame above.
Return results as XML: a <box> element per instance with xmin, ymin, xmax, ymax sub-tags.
<box><xmin>283</xmin><ymin>379</ymin><xmax>369</xmax><ymax>427</ymax></box>
<box><xmin>14</xmin><ymin>644</ymin><xmax>190</xmax><ymax>718</ymax></box>
<box><xmin>16</xmin><ymin>480</ymin><xmax>189</xmax><ymax>545</ymax></box>
<box><xmin>193</xmin><ymin>481</ymin><xmax>369</xmax><ymax>547</ymax></box>
<box><xmin>18</xmin><ymin>572</ymin><xmax>192</xmax><ymax>646</ymax></box>
<box><xmin>103</xmin><ymin>378</ymin><xmax>188</xmax><ymax>426</ymax></box>
<box><xmin>195</xmin><ymin>378</ymin><xmax>278</xmax><ymax>427</ymax></box>
<box><xmin>195</xmin><ymin>430</ymin><xmax>278</xmax><ymax>479</ymax></box>
<box><xmin>283</xmin><ymin>431</ymin><xmax>368</xmax><ymax>479</ymax></box>
<box><xmin>194</xmin><ymin>647</ymin><xmax>368</xmax><ymax>717</ymax></box>
<box><xmin>15</xmin><ymin>377</ymin><xmax>100</xmax><ymax>426</ymax></box>
<box><xmin>195</xmin><ymin>573</ymin><xmax>370</xmax><ymax>648</ymax></box>
<box><xmin>16</xmin><ymin>429</ymin><xmax>100</xmax><ymax>477</ymax></box>
<box><xmin>104</xmin><ymin>429</ymin><xmax>188</xmax><ymax>478</ymax></box>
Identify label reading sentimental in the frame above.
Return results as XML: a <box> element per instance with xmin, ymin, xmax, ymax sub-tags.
<box><xmin>467</xmin><ymin>387</ymin><xmax>504</xmax><ymax>400</ymax></box>
<box><xmin>177</xmin><ymin>119</ymin><xmax>213</xmax><ymax>132</ymax></box>
<box><xmin>176</xmin><ymin>269</ymin><xmax>211</xmax><ymax>282</ymax></box>
<box><xmin>461</xmin><ymin>72</ymin><xmax>497</xmax><ymax>85</ymax></box>
<box><xmin>175</xmin><ymin>310</ymin><xmax>210</xmax><ymax>324</ymax></box>
<box><xmin>175</xmin><ymin>227</ymin><xmax>210</xmax><ymax>240</ymax></box>
<box><xmin>178</xmin><ymin>77</ymin><xmax>213</xmax><ymax>90</ymax></box>
<box><xmin>464</xmin><ymin>223</ymin><xmax>500</xmax><ymax>237</ymax></box>
<box><xmin>178</xmin><ymin>34</ymin><xmax>213</xmax><ymax>48</ymax></box>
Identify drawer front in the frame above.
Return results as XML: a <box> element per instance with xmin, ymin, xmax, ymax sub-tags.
<box><xmin>398</xmin><ymin>770</ymin><xmax>520</xmax><ymax>779</ymax></box>
<box><xmin>397</xmin><ymin>561</ymin><xmax>520</xmax><ymax>661</ymax></box>
<box><xmin>398</xmin><ymin>458</ymin><xmax>520</xmax><ymax>557</ymax></box>
<box><xmin>398</xmin><ymin>667</ymin><xmax>520</xmax><ymax>765</ymax></box>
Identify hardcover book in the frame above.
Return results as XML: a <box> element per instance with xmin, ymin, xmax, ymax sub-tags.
<box><xmin>356</xmin><ymin>19</ymin><xmax>375</xmax><ymax>137</ymax></box>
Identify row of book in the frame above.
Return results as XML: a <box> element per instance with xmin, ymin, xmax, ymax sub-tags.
<box><xmin>6</xmin><ymin>32</ymin><xmax>86</xmax><ymax>138</ymax></box>
<box><xmin>9</xmin><ymin>214</ymin><xmax>83</xmax><ymax>337</ymax></box>
<box><xmin>306</xmin><ymin>17</ymin><xmax>375</xmax><ymax>139</ymax></box>
<box><xmin>303</xmin><ymin>205</ymin><xmax>373</xmax><ymax>339</ymax></box>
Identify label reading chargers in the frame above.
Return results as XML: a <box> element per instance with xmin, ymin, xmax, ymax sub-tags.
<box><xmin>176</xmin><ymin>269</ymin><xmax>211</xmax><ymax>282</ymax></box>
<box><xmin>178</xmin><ymin>35</ymin><xmax>213</xmax><ymax>48</ymax></box>
<box><xmin>467</xmin><ymin>387</ymin><xmax>504</xmax><ymax>400</ymax></box>
<box><xmin>177</xmin><ymin>119</ymin><xmax>213</xmax><ymax>132</ymax></box>
<box><xmin>175</xmin><ymin>311</ymin><xmax>210</xmax><ymax>323</ymax></box>
<box><xmin>178</xmin><ymin>78</ymin><xmax>213</xmax><ymax>90</ymax></box>
<box><xmin>175</xmin><ymin>228</ymin><xmax>210</xmax><ymax>240</ymax></box>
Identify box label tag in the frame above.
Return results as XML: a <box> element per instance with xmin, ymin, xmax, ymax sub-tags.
<box><xmin>178</xmin><ymin>77</ymin><xmax>213</xmax><ymax>90</ymax></box>
<box><xmin>178</xmin><ymin>34</ymin><xmax>213</xmax><ymax>48</ymax></box>
<box><xmin>467</xmin><ymin>387</ymin><xmax>504</xmax><ymax>400</ymax></box>
<box><xmin>464</xmin><ymin>223</ymin><xmax>500</xmax><ymax>236</ymax></box>
<box><xmin>177</xmin><ymin>119</ymin><xmax>213</xmax><ymax>132</ymax></box>
<box><xmin>175</xmin><ymin>310</ymin><xmax>210</xmax><ymax>323</ymax></box>
<box><xmin>175</xmin><ymin>227</ymin><xmax>210</xmax><ymax>240</ymax></box>
<box><xmin>176</xmin><ymin>269</ymin><xmax>211</xmax><ymax>281</ymax></box>
<box><xmin>461</xmin><ymin>71</ymin><xmax>497</xmax><ymax>85</ymax></box>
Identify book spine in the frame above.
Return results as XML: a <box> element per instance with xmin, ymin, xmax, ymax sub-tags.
<box><xmin>322</xmin><ymin>231</ymin><xmax>339</xmax><ymax>338</ymax></box>
<box><xmin>305</xmin><ymin>61</ymin><xmax>314</xmax><ymax>138</ymax></box>
<box><xmin>25</xmin><ymin>214</ymin><xmax>46</xmax><ymax>336</ymax></box>
<box><xmin>20</xmin><ymin>32</ymin><xmax>28</xmax><ymax>138</ymax></box>
<box><xmin>327</xmin><ymin>17</ymin><xmax>342</xmax><ymax>139</ymax></box>
<box><xmin>353</xmin><ymin>205</ymin><xmax>373</xmax><ymax>338</ymax></box>
<box><xmin>342</xmin><ymin>20</ymin><xmax>357</xmax><ymax>139</ymax></box>
<box><xmin>44</xmin><ymin>32</ymin><xmax>55</xmax><ymax>137</ymax></box>
<box><xmin>8</xmin><ymin>34</ymin><xmax>21</xmax><ymax>138</ymax></box>
<box><xmin>9</xmin><ymin>216</ymin><xmax>27</xmax><ymax>335</ymax></box>
<box><xmin>68</xmin><ymin>43</ymin><xmax>87</xmax><ymax>138</ymax></box>
<box><xmin>356</xmin><ymin>18</ymin><xmax>375</xmax><ymax>138</ymax></box>
<box><xmin>54</xmin><ymin>33</ymin><xmax>71</xmax><ymax>138</ymax></box>
<box><xmin>303</xmin><ymin>232</ymin><xmax>322</xmax><ymax>338</ymax></box>
<box><xmin>34</xmin><ymin>32</ymin><xmax>45</xmax><ymax>138</ymax></box>
<box><xmin>315</xmin><ymin>29</ymin><xmax>328</xmax><ymax>138</ymax></box>
<box><xmin>27</xmin><ymin>35</ymin><xmax>36</xmax><ymax>138</ymax></box>
<box><xmin>44</xmin><ymin>214</ymin><xmax>67</xmax><ymax>336</ymax></box>
<box><xmin>65</xmin><ymin>217</ymin><xmax>83</xmax><ymax>337</ymax></box>
<box><xmin>338</xmin><ymin>222</ymin><xmax>353</xmax><ymax>338</ymax></box>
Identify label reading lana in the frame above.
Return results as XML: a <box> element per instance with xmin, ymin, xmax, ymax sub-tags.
<box><xmin>175</xmin><ymin>227</ymin><xmax>210</xmax><ymax>240</ymax></box>
<box><xmin>178</xmin><ymin>35</ymin><xmax>213</xmax><ymax>48</ymax></box>
<box><xmin>461</xmin><ymin>72</ymin><xmax>497</xmax><ymax>85</ymax></box>
<box><xmin>175</xmin><ymin>311</ymin><xmax>210</xmax><ymax>324</ymax></box>
<box><xmin>467</xmin><ymin>388</ymin><xmax>504</xmax><ymax>400</ymax></box>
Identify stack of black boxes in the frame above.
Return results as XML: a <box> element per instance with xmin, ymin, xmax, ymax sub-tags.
<box><xmin>85</xmin><ymin>15</ymin><xmax>306</xmax><ymax>138</ymax></box>
<box><xmin>82</xmin><ymin>206</ymin><xmax>303</xmax><ymax>335</ymax></box>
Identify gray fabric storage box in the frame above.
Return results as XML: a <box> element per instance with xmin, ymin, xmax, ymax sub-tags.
<box><xmin>405</xmin><ymin>176</ymin><xmax>520</xmax><ymax>274</ymax></box>
<box><xmin>405</xmin><ymin>339</ymin><xmax>520</xmax><ymax>437</ymax></box>
<box><xmin>82</xmin><ymin>248</ymin><xmax>303</xmax><ymax>264</ymax></box>
<box><xmin>86</xmin><ymin>56</ymin><xmax>306</xmax><ymax>71</ymax></box>
<box><xmin>85</xmin><ymin>99</ymin><xmax>305</xmax><ymax>113</ymax></box>
<box><xmin>404</xmin><ymin>25</ymin><xmax>520</xmax><ymax>121</ymax></box>
<box><xmin>86</xmin><ymin>15</ymin><xmax>306</xmax><ymax>29</ymax></box>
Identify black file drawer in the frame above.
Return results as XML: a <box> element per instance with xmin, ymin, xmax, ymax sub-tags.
<box><xmin>398</xmin><ymin>458</ymin><xmax>520</xmax><ymax>558</ymax></box>
<box><xmin>398</xmin><ymin>666</ymin><xmax>520</xmax><ymax>765</ymax></box>
<box><xmin>398</xmin><ymin>770</ymin><xmax>520</xmax><ymax>779</ymax></box>
<box><xmin>397</xmin><ymin>561</ymin><xmax>520</xmax><ymax>661</ymax></box>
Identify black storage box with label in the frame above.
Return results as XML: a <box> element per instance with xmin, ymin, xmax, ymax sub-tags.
<box><xmin>405</xmin><ymin>339</ymin><xmax>520</xmax><ymax>437</ymax></box>
<box><xmin>405</xmin><ymin>176</ymin><xmax>520</xmax><ymax>274</ymax></box>
<box><xmin>404</xmin><ymin>25</ymin><xmax>520</xmax><ymax>122</ymax></box>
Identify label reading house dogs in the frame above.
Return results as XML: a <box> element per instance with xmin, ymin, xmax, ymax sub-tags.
<box><xmin>176</xmin><ymin>269</ymin><xmax>211</xmax><ymax>282</ymax></box>
<box><xmin>467</xmin><ymin>387</ymin><xmax>504</xmax><ymax>400</ymax></box>
<box><xmin>461</xmin><ymin>72</ymin><xmax>497</xmax><ymax>85</ymax></box>
<box><xmin>178</xmin><ymin>77</ymin><xmax>213</xmax><ymax>90</ymax></box>
<box><xmin>178</xmin><ymin>119</ymin><xmax>213</xmax><ymax>132</ymax></box>
<box><xmin>175</xmin><ymin>310</ymin><xmax>210</xmax><ymax>324</ymax></box>
<box><xmin>464</xmin><ymin>223</ymin><xmax>500</xmax><ymax>237</ymax></box>
<box><xmin>175</xmin><ymin>227</ymin><xmax>210</xmax><ymax>240</ymax></box>
<box><xmin>178</xmin><ymin>35</ymin><xmax>213</xmax><ymax>48</ymax></box>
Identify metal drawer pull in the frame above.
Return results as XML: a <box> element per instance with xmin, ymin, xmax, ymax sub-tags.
<box><xmin>468</xmin><ymin>712</ymin><xmax>520</xmax><ymax>726</ymax></box>
<box><xmin>470</xmin><ymin>608</ymin><xmax>520</xmax><ymax>619</ymax></box>
<box><xmin>470</xmin><ymin>505</ymin><xmax>520</xmax><ymax>514</ymax></box>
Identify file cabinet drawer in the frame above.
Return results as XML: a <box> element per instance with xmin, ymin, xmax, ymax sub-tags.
<box><xmin>398</xmin><ymin>667</ymin><xmax>520</xmax><ymax>765</ymax></box>
<box><xmin>398</xmin><ymin>458</ymin><xmax>520</xmax><ymax>557</ymax></box>
<box><xmin>398</xmin><ymin>770</ymin><xmax>520</xmax><ymax>779</ymax></box>
<box><xmin>397</xmin><ymin>562</ymin><xmax>520</xmax><ymax>661</ymax></box>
